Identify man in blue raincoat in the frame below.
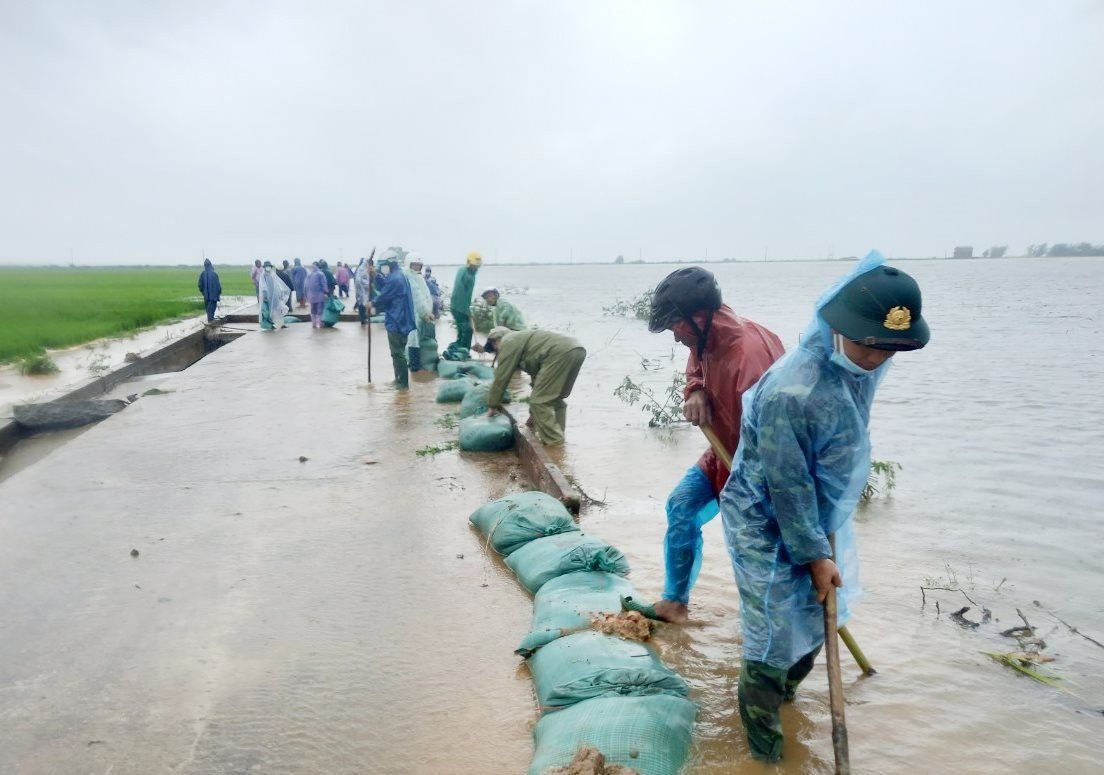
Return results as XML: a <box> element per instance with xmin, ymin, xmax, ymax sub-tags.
<box><xmin>719</xmin><ymin>251</ymin><xmax>929</xmax><ymax>761</ymax></box>
<box><xmin>369</xmin><ymin>257</ymin><xmax>416</xmax><ymax>389</ymax></box>
<box><xmin>197</xmin><ymin>259</ymin><xmax>221</xmax><ymax>322</ymax></box>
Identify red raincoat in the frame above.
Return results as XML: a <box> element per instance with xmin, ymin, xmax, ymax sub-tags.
<box><xmin>683</xmin><ymin>305</ymin><xmax>785</xmax><ymax>495</ymax></box>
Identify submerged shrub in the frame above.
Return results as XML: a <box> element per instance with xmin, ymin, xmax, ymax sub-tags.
<box><xmin>18</xmin><ymin>352</ymin><xmax>59</xmax><ymax>375</ymax></box>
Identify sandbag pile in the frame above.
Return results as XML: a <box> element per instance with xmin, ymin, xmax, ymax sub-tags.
<box><xmin>469</xmin><ymin>492</ymin><xmax>696</xmax><ymax>775</ymax></box>
<box><xmin>433</xmin><ymin>363</ymin><xmax>516</xmax><ymax>452</ymax></box>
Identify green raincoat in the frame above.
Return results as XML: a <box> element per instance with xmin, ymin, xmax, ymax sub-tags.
<box><xmin>487</xmin><ymin>330</ymin><xmax>586</xmax><ymax>445</ymax></box>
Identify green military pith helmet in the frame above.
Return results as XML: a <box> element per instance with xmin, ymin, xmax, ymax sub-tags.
<box><xmin>819</xmin><ymin>265</ymin><xmax>930</xmax><ymax>350</ymax></box>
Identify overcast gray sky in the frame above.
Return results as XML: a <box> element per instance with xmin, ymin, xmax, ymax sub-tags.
<box><xmin>1</xmin><ymin>1</ymin><xmax>1101</xmax><ymax>265</ymax></box>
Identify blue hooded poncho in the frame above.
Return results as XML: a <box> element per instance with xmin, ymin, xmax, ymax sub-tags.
<box><xmin>719</xmin><ymin>250</ymin><xmax>892</xmax><ymax>669</ymax></box>
<box><xmin>372</xmin><ymin>261</ymin><xmax>416</xmax><ymax>337</ymax></box>
<box><xmin>198</xmin><ymin>259</ymin><xmax>221</xmax><ymax>302</ymax></box>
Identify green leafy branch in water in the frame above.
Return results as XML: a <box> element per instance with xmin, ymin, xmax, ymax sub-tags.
<box><xmin>614</xmin><ymin>372</ymin><xmax>687</xmax><ymax>428</ymax></box>
<box><xmin>415</xmin><ymin>440</ymin><xmax>459</xmax><ymax>457</ymax></box>
<box><xmin>861</xmin><ymin>459</ymin><xmax>902</xmax><ymax>502</ymax></box>
<box><xmin>602</xmin><ymin>289</ymin><xmax>653</xmax><ymax>320</ymax></box>
<box><xmin>435</xmin><ymin>413</ymin><xmax>458</xmax><ymax>430</ymax></box>
<box><xmin>17</xmin><ymin>351</ymin><xmax>59</xmax><ymax>375</ymax></box>
<box><xmin>981</xmin><ymin>651</ymin><xmax>1062</xmax><ymax>688</ymax></box>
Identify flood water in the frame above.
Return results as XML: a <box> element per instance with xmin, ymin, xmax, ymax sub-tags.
<box><xmin>1</xmin><ymin>257</ymin><xmax>1102</xmax><ymax>774</ymax></box>
<box><xmin>475</xmin><ymin>256</ymin><xmax>1104</xmax><ymax>773</ymax></box>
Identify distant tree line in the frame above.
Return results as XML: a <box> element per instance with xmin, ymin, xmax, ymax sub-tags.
<box><xmin>1026</xmin><ymin>242</ymin><xmax>1104</xmax><ymax>258</ymax></box>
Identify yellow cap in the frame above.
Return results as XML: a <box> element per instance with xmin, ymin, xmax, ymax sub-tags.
<box><xmin>466</xmin><ymin>251</ymin><xmax>483</xmax><ymax>267</ymax></box>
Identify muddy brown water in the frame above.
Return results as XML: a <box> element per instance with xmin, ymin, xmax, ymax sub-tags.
<box><xmin>493</xmin><ymin>257</ymin><xmax>1104</xmax><ymax>774</ymax></box>
<box><xmin>2</xmin><ymin>258</ymin><xmax>1102</xmax><ymax>773</ymax></box>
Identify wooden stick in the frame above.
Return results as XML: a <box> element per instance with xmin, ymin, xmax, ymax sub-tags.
<box><xmin>701</xmin><ymin>425</ymin><xmax>732</xmax><ymax>467</ymax></box>
<box><xmin>698</xmin><ymin>423</ymin><xmax>875</xmax><ymax>675</ymax></box>
<box><xmin>825</xmin><ymin>535</ymin><xmax>850</xmax><ymax>774</ymax></box>
<box><xmin>366</xmin><ymin>247</ymin><xmax>376</xmax><ymax>383</ymax></box>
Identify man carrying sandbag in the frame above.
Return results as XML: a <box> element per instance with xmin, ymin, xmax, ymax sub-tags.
<box><xmin>720</xmin><ymin>252</ymin><xmax>929</xmax><ymax>761</ymax></box>
<box><xmin>646</xmin><ymin>267</ymin><xmax>785</xmax><ymax>624</ymax></box>
<box><xmin>485</xmin><ymin>327</ymin><xmax>586</xmax><ymax>446</ymax></box>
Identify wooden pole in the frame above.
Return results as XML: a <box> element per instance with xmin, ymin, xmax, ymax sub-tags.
<box><xmin>825</xmin><ymin>534</ymin><xmax>850</xmax><ymax>773</ymax></box>
<box><xmin>366</xmin><ymin>247</ymin><xmax>376</xmax><ymax>383</ymax></box>
<box><xmin>698</xmin><ymin>424</ymin><xmax>875</xmax><ymax>675</ymax></box>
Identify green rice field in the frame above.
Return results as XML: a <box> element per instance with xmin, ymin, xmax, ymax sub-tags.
<box><xmin>0</xmin><ymin>266</ymin><xmax>254</xmax><ymax>362</ymax></box>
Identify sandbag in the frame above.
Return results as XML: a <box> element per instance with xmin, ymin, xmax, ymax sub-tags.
<box><xmin>282</xmin><ymin>315</ymin><xmax>303</xmax><ymax>324</ymax></box>
<box><xmin>465</xmin><ymin>362</ymin><xmax>495</xmax><ymax>380</ymax></box>
<box><xmin>529</xmin><ymin>695</ymin><xmax>696</xmax><ymax>775</ymax></box>
<box><xmin>458</xmin><ymin>413</ymin><xmax>515</xmax><ymax>452</ymax></box>
<box><xmin>459</xmin><ymin>383</ymin><xmax>511</xmax><ymax>419</ymax></box>
<box><xmin>437</xmin><ymin>359</ymin><xmax>469</xmax><ymax>379</ymax></box>
<box><xmin>438</xmin><ymin>360</ymin><xmax>495</xmax><ymax>380</ymax></box>
<box><xmin>469</xmin><ymin>491</ymin><xmax>578</xmax><ymax>557</ymax></box>
<box><xmin>436</xmin><ymin>377</ymin><xmax>481</xmax><ymax>403</ymax></box>
<box><xmin>528</xmin><ymin>631</ymin><xmax>689</xmax><ymax>709</ymax></box>
<box><xmin>322</xmin><ymin>297</ymin><xmax>344</xmax><ymax>327</ymax></box>
<box><xmin>420</xmin><ymin>337</ymin><xmax>439</xmax><ymax>370</ymax></box>
<box><xmin>516</xmin><ymin>572</ymin><xmax>634</xmax><ymax>657</ymax></box>
<box><xmin>506</xmin><ymin>533</ymin><xmax>629</xmax><ymax>594</ymax></box>
<box><xmin>369</xmin><ymin>313</ymin><xmax>386</xmax><ymax>323</ymax></box>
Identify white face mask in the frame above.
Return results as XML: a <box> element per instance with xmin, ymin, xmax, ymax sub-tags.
<box><xmin>830</xmin><ymin>333</ymin><xmax>874</xmax><ymax>376</ymax></box>
<box><xmin>380</xmin><ymin>265</ymin><xmax>391</xmax><ymax>276</ymax></box>
<box><xmin>264</xmin><ymin>266</ymin><xmax>273</xmax><ymax>274</ymax></box>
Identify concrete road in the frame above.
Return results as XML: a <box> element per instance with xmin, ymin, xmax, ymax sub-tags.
<box><xmin>0</xmin><ymin>323</ymin><xmax>534</xmax><ymax>774</ymax></box>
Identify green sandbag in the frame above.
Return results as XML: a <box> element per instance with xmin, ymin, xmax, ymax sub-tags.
<box><xmin>465</xmin><ymin>362</ymin><xmax>495</xmax><ymax>380</ymax></box>
<box><xmin>505</xmin><ymin>533</ymin><xmax>629</xmax><ymax>594</ymax></box>
<box><xmin>436</xmin><ymin>360</ymin><xmax>468</xmax><ymax>379</ymax></box>
<box><xmin>369</xmin><ymin>314</ymin><xmax>386</xmax><ymax>323</ymax></box>
<box><xmin>436</xmin><ymin>376</ymin><xmax>481</xmax><ymax>403</ymax></box>
<box><xmin>529</xmin><ymin>695</ymin><xmax>696</xmax><ymax>775</ymax></box>
<box><xmin>459</xmin><ymin>383</ymin><xmax>511</xmax><ymax>419</ymax></box>
<box><xmin>469</xmin><ymin>491</ymin><xmax>578</xmax><ymax>557</ymax></box>
<box><xmin>282</xmin><ymin>315</ymin><xmax>303</xmax><ymax>324</ymax></box>
<box><xmin>322</xmin><ymin>297</ymin><xmax>344</xmax><ymax>327</ymax></box>
<box><xmin>420</xmin><ymin>337</ymin><xmax>439</xmax><ymax>369</ymax></box>
<box><xmin>438</xmin><ymin>360</ymin><xmax>495</xmax><ymax>380</ymax></box>
<box><xmin>516</xmin><ymin>572</ymin><xmax>635</xmax><ymax>657</ymax></box>
<box><xmin>458</xmin><ymin>413</ymin><xmax>515</xmax><ymax>452</ymax></box>
<box><xmin>528</xmin><ymin>631</ymin><xmax>689</xmax><ymax>710</ymax></box>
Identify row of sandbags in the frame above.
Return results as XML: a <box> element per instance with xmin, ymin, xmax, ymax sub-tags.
<box><xmin>434</xmin><ymin>361</ymin><xmax>515</xmax><ymax>452</ymax></box>
<box><xmin>470</xmin><ymin>492</ymin><xmax>696</xmax><ymax>775</ymax></box>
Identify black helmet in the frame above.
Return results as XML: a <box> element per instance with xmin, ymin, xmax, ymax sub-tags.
<box><xmin>648</xmin><ymin>267</ymin><xmax>722</xmax><ymax>333</ymax></box>
<box><xmin>820</xmin><ymin>265</ymin><xmax>930</xmax><ymax>351</ymax></box>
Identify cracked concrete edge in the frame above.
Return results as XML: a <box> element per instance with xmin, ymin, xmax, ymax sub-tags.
<box><xmin>503</xmin><ymin>408</ymin><xmax>582</xmax><ymax>515</ymax></box>
<box><xmin>1</xmin><ymin>327</ymin><xmax>245</xmax><ymax>453</ymax></box>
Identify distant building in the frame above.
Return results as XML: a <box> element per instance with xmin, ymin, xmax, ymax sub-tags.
<box><xmin>953</xmin><ymin>246</ymin><xmax>974</xmax><ymax>259</ymax></box>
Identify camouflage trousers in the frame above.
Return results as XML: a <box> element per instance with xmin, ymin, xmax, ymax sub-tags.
<box><xmin>737</xmin><ymin>646</ymin><xmax>821</xmax><ymax>762</ymax></box>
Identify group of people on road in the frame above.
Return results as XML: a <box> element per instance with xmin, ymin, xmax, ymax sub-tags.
<box><xmin>203</xmin><ymin>248</ymin><xmax>929</xmax><ymax>761</ymax></box>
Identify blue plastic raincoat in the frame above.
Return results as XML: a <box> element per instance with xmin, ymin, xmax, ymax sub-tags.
<box><xmin>372</xmin><ymin>263</ymin><xmax>416</xmax><ymax>337</ymax></box>
<box><xmin>197</xmin><ymin>259</ymin><xmax>221</xmax><ymax>302</ymax></box>
<box><xmin>291</xmin><ymin>259</ymin><xmax>307</xmax><ymax>299</ymax></box>
<box><xmin>719</xmin><ymin>250</ymin><xmax>891</xmax><ymax>669</ymax></box>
